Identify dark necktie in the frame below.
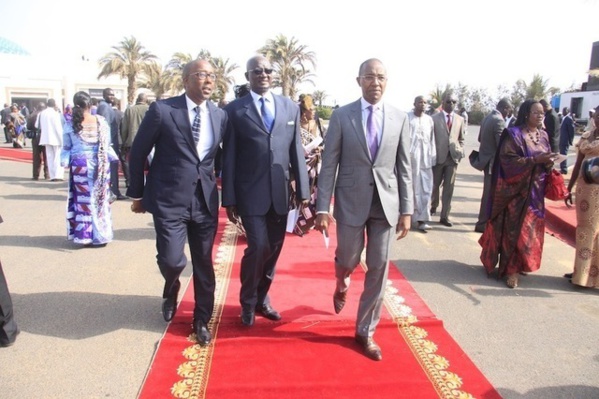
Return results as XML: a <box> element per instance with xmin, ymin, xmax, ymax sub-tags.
<box><xmin>447</xmin><ymin>114</ymin><xmax>452</xmax><ymax>133</ymax></box>
<box><xmin>260</xmin><ymin>97</ymin><xmax>274</xmax><ymax>132</ymax></box>
<box><xmin>192</xmin><ymin>106</ymin><xmax>201</xmax><ymax>145</ymax></box>
<box><xmin>367</xmin><ymin>105</ymin><xmax>379</xmax><ymax>159</ymax></box>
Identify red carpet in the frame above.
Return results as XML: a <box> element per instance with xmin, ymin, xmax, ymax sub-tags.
<box><xmin>0</xmin><ymin>147</ymin><xmax>32</xmax><ymax>163</ymax></box>
<box><xmin>544</xmin><ymin>199</ymin><xmax>576</xmax><ymax>247</ymax></box>
<box><xmin>138</xmin><ymin>211</ymin><xmax>501</xmax><ymax>399</ymax></box>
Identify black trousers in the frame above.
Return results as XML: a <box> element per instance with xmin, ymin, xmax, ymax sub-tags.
<box><xmin>110</xmin><ymin>143</ymin><xmax>122</xmax><ymax>196</ymax></box>
<box><xmin>152</xmin><ymin>186</ymin><xmax>217</xmax><ymax>324</ymax></box>
<box><xmin>0</xmin><ymin>260</ymin><xmax>18</xmax><ymax>346</ymax></box>
<box><xmin>239</xmin><ymin>206</ymin><xmax>287</xmax><ymax>311</ymax></box>
<box><xmin>31</xmin><ymin>133</ymin><xmax>48</xmax><ymax>179</ymax></box>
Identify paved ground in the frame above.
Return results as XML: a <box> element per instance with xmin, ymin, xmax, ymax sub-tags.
<box><xmin>0</xmin><ymin>126</ymin><xmax>598</xmax><ymax>399</ymax></box>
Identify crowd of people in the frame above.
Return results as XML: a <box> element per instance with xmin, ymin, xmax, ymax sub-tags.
<box><xmin>1</xmin><ymin>57</ymin><xmax>598</xmax><ymax>359</ymax></box>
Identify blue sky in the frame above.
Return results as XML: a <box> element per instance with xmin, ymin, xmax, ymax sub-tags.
<box><xmin>1</xmin><ymin>0</ymin><xmax>598</xmax><ymax>109</ymax></box>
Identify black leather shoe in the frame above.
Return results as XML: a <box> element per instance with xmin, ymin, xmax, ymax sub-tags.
<box><xmin>440</xmin><ymin>218</ymin><xmax>453</xmax><ymax>227</ymax></box>
<box><xmin>430</xmin><ymin>207</ymin><xmax>436</xmax><ymax>215</ymax></box>
<box><xmin>193</xmin><ymin>320</ymin><xmax>212</xmax><ymax>347</ymax></box>
<box><xmin>241</xmin><ymin>309</ymin><xmax>255</xmax><ymax>326</ymax></box>
<box><xmin>116</xmin><ymin>195</ymin><xmax>129</xmax><ymax>200</ymax></box>
<box><xmin>333</xmin><ymin>289</ymin><xmax>347</xmax><ymax>314</ymax></box>
<box><xmin>256</xmin><ymin>304</ymin><xmax>281</xmax><ymax>321</ymax></box>
<box><xmin>162</xmin><ymin>290</ymin><xmax>179</xmax><ymax>322</ymax></box>
<box><xmin>355</xmin><ymin>334</ymin><xmax>382</xmax><ymax>361</ymax></box>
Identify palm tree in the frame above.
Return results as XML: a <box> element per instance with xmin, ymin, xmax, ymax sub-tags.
<box><xmin>429</xmin><ymin>84</ymin><xmax>452</xmax><ymax>111</ymax></box>
<box><xmin>258</xmin><ymin>34</ymin><xmax>317</xmax><ymax>98</ymax></box>
<box><xmin>97</xmin><ymin>36</ymin><xmax>158</xmax><ymax>104</ymax></box>
<box><xmin>287</xmin><ymin>68</ymin><xmax>316</xmax><ymax>100</ymax></box>
<box><xmin>137</xmin><ymin>61</ymin><xmax>169</xmax><ymax>100</ymax></box>
<box><xmin>312</xmin><ymin>90</ymin><xmax>327</xmax><ymax>107</ymax></box>
<box><xmin>211</xmin><ymin>56</ymin><xmax>239</xmax><ymax>104</ymax></box>
<box><xmin>163</xmin><ymin>51</ymin><xmax>237</xmax><ymax>102</ymax></box>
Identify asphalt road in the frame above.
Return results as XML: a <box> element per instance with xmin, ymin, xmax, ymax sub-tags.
<box><xmin>0</xmin><ymin>126</ymin><xmax>598</xmax><ymax>399</ymax></box>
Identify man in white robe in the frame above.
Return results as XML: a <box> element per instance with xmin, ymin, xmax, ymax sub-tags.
<box><xmin>36</xmin><ymin>98</ymin><xmax>64</xmax><ymax>181</ymax></box>
<box><xmin>408</xmin><ymin>96</ymin><xmax>436</xmax><ymax>232</ymax></box>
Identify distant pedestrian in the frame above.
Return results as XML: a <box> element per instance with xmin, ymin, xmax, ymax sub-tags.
<box><xmin>539</xmin><ymin>99</ymin><xmax>560</xmax><ymax>153</ymax></box>
<box><xmin>559</xmin><ymin>107</ymin><xmax>576</xmax><ymax>174</ymax></box>
<box><xmin>120</xmin><ymin>93</ymin><xmax>149</xmax><ymax>188</ymax></box>
<box><xmin>431</xmin><ymin>92</ymin><xmax>466</xmax><ymax>227</ymax></box>
<box><xmin>36</xmin><ymin>99</ymin><xmax>64</xmax><ymax>181</ymax></box>
<box><xmin>27</xmin><ymin>102</ymin><xmax>49</xmax><ymax>180</ymax></box>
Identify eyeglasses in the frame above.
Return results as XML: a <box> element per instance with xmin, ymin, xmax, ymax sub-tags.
<box><xmin>190</xmin><ymin>72</ymin><xmax>216</xmax><ymax>80</ymax></box>
<box><xmin>361</xmin><ymin>75</ymin><xmax>387</xmax><ymax>82</ymax></box>
<box><xmin>249</xmin><ymin>68</ymin><xmax>274</xmax><ymax>75</ymax></box>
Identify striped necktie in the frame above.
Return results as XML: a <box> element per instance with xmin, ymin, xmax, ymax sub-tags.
<box><xmin>192</xmin><ymin>106</ymin><xmax>201</xmax><ymax>144</ymax></box>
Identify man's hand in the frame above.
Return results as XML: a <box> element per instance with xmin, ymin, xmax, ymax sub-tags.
<box><xmin>130</xmin><ymin>199</ymin><xmax>145</xmax><ymax>214</ymax></box>
<box><xmin>315</xmin><ymin>213</ymin><xmax>335</xmax><ymax>236</ymax></box>
<box><xmin>226</xmin><ymin>206</ymin><xmax>239</xmax><ymax>224</ymax></box>
<box><xmin>395</xmin><ymin>215</ymin><xmax>410</xmax><ymax>240</ymax></box>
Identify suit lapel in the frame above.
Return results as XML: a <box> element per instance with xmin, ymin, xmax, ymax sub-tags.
<box><xmin>170</xmin><ymin>94</ymin><xmax>197</xmax><ymax>154</ymax></box>
<box><xmin>349</xmin><ymin>100</ymin><xmax>371</xmax><ymax>159</ymax></box>
<box><xmin>243</xmin><ymin>95</ymin><xmax>269</xmax><ymax>133</ymax></box>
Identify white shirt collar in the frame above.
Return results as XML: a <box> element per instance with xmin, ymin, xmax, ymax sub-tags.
<box><xmin>250</xmin><ymin>90</ymin><xmax>274</xmax><ymax>103</ymax></box>
<box><xmin>361</xmin><ymin>97</ymin><xmax>383</xmax><ymax>111</ymax></box>
<box><xmin>185</xmin><ymin>95</ymin><xmax>207</xmax><ymax>112</ymax></box>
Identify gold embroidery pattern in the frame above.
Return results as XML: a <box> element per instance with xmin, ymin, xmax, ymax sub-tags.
<box><xmin>377</xmin><ymin>264</ymin><xmax>475</xmax><ymax>399</ymax></box>
<box><xmin>170</xmin><ymin>222</ymin><xmax>238</xmax><ymax>399</ymax></box>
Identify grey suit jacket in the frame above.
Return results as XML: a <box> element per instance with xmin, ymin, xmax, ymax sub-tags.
<box><xmin>221</xmin><ymin>92</ymin><xmax>309</xmax><ymax>217</ymax></box>
<box><xmin>316</xmin><ymin>99</ymin><xmax>413</xmax><ymax>227</ymax></box>
<box><xmin>472</xmin><ymin>109</ymin><xmax>505</xmax><ymax>172</ymax></box>
<box><xmin>432</xmin><ymin>112</ymin><xmax>465</xmax><ymax>165</ymax></box>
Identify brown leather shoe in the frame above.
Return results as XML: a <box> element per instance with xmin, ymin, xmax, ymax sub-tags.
<box><xmin>354</xmin><ymin>334</ymin><xmax>382</xmax><ymax>361</ymax></box>
<box><xmin>333</xmin><ymin>290</ymin><xmax>347</xmax><ymax>314</ymax></box>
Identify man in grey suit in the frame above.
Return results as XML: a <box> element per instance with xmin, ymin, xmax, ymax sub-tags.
<box><xmin>222</xmin><ymin>55</ymin><xmax>309</xmax><ymax>327</ymax></box>
<box><xmin>120</xmin><ymin>92</ymin><xmax>149</xmax><ymax>188</ymax></box>
<box><xmin>471</xmin><ymin>98</ymin><xmax>512</xmax><ymax>232</ymax></box>
<box><xmin>315</xmin><ymin>58</ymin><xmax>413</xmax><ymax>361</ymax></box>
<box><xmin>540</xmin><ymin>99</ymin><xmax>560</xmax><ymax>153</ymax></box>
<box><xmin>431</xmin><ymin>93</ymin><xmax>465</xmax><ymax>227</ymax></box>
<box><xmin>127</xmin><ymin>59</ymin><xmax>228</xmax><ymax>347</ymax></box>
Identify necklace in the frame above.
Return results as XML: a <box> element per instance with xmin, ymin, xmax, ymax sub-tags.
<box><xmin>525</xmin><ymin>127</ymin><xmax>540</xmax><ymax>144</ymax></box>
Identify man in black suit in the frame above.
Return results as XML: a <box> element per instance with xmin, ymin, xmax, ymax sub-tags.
<box><xmin>559</xmin><ymin>107</ymin><xmax>576</xmax><ymax>174</ymax></box>
<box><xmin>0</xmin><ymin>214</ymin><xmax>19</xmax><ymax>348</ymax></box>
<box><xmin>97</xmin><ymin>88</ymin><xmax>127</xmax><ymax>200</ymax></box>
<box><xmin>540</xmin><ymin>99</ymin><xmax>560</xmax><ymax>153</ymax></box>
<box><xmin>222</xmin><ymin>55</ymin><xmax>309</xmax><ymax>326</ymax></box>
<box><xmin>127</xmin><ymin>59</ymin><xmax>228</xmax><ymax>347</ymax></box>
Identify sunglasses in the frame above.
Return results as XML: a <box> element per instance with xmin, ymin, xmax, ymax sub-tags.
<box><xmin>249</xmin><ymin>68</ymin><xmax>274</xmax><ymax>75</ymax></box>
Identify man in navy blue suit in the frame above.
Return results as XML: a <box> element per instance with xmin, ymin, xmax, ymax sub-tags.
<box><xmin>222</xmin><ymin>55</ymin><xmax>309</xmax><ymax>326</ymax></box>
<box><xmin>127</xmin><ymin>59</ymin><xmax>228</xmax><ymax>347</ymax></box>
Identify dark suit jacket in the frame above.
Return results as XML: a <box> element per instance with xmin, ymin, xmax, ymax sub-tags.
<box><xmin>221</xmin><ymin>93</ymin><xmax>309</xmax><ymax>216</ymax></box>
<box><xmin>544</xmin><ymin>108</ymin><xmax>560</xmax><ymax>152</ymax></box>
<box><xmin>560</xmin><ymin>114</ymin><xmax>575</xmax><ymax>146</ymax></box>
<box><xmin>126</xmin><ymin>94</ymin><xmax>227</xmax><ymax>219</ymax></box>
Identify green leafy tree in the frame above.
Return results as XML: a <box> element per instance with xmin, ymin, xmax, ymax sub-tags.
<box><xmin>97</xmin><ymin>36</ymin><xmax>158</xmax><ymax>104</ymax></box>
<box><xmin>526</xmin><ymin>74</ymin><xmax>549</xmax><ymax>100</ymax></box>
<box><xmin>510</xmin><ymin>79</ymin><xmax>527</xmax><ymax>110</ymax></box>
<box><xmin>258</xmin><ymin>34</ymin><xmax>317</xmax><ymax>98</ymax></box>
<box><xmin>429</xmin><ymin>84</ymin><xmax>453</xmax><ymax>111</ymax></box>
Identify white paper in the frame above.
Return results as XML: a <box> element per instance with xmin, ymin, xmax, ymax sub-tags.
<box><xmin>303</xmin><ymin>136</ymin><xmax>323</xmax><ymax>154</ymax></box>
<box><xmin>286</xmin><ymin>209</ymin><xmax>299</xmax><ymax>233</ymax></box>
<box><xmin>323</xmin><ymin>230</ymin><xmax>329</xmax><ymax>249</ymax></box>
<box><xmin>552</xmin><ymin>154</ymin><xmax>567</xmax><ymax>164</ymax></box>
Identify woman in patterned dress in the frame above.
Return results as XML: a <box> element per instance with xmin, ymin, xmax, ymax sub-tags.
<box><xmin>61</xmin><ymin>91</ymin><xmax>118</xmax><ymax>247</ymax></box>
<box><xmin>565</xmin><ymin>106</ymin><xmax>599</xmax><ymax>287</ymax></box>
<box><xmin>479</xmin><ymin>99</ymin><xmax>556</xmax><ymax>288</ymax></box>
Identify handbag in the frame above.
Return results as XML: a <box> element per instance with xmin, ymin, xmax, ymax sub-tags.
<box><xmin>545</xmin><ymin>169</ymin><xmax>569</xmax><ymax>200</ymax></box>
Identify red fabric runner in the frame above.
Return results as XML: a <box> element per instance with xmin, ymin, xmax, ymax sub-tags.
<box><xmin>139</xmin><ymin>211</ymin><xmax>501</xmax><ymax>399</ymax></box>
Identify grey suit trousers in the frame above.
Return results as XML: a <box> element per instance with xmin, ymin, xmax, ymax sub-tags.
<box><xmin>431</xmin><ymin>155</ymin><xmax>458</xmax><ymax>220</ymax></box>
<box><xmin>334</xmin><ymin>191</ymin><xmax>394</xmax><ymax>338</ymax></box>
